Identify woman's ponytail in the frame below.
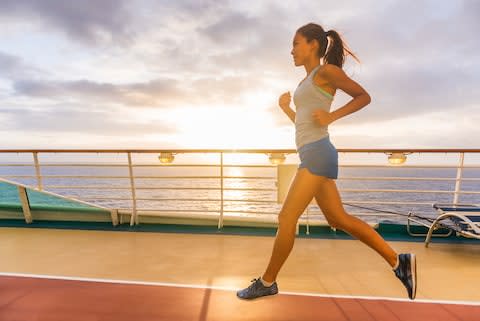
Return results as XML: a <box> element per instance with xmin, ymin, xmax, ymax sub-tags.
<box><xmin>324</xmin><ymin>29</ymin><xmax>359</xmax><ymax>67</ymax></box>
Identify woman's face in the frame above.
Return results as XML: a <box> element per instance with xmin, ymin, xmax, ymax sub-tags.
<box><xmin>291</xmin><ymin>33</ymin><xmax>318</xmax><ymax>66</ymax></box>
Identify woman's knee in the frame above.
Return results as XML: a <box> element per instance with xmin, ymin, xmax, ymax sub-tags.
<box><xmin>278</xmin><ymin>211</ymin><xmax>299</xmax><ymax>230</ymax></box>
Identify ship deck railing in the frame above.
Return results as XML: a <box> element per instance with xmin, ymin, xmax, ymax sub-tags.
<box><xmin>0</xmin><ymin>148</ymin><xmax>479</xmax><ymax>233</ymax></box>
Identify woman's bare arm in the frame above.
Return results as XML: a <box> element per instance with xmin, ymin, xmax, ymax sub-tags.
<box><xmin>312</xmin><ymin>65</ymin><xmax>371</xmax><ymax>126</ymax></box>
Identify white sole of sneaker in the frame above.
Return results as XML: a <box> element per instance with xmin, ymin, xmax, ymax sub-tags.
<box><xmin>237</xmin><ymin>292</ymin><xmax>279</xmax><ymax>301</ymax></box>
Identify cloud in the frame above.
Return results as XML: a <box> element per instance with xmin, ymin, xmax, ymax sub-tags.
<box><xmin>332</xmin><ymin>104</ymin><xmax>480</xmax><ymax>149</ymax></box>
<box><xmin>0</xmin><ymin>0</ymin><xmax>134</xmax><ymax>45</ymax></box>
<box><xmin>0</xmin><ymin>104</ymin><xmax>176</xmax><ymax>136</ymax></box>
<box><xmin>0</xmin><ymin>52</ymin><xmax>22</xmax><ymax>76</ymax></box>
<box><xmin>12</xmin><ymin>73</ymin><xmax>270</xmax><ymax>108</ymax></box>
<box><xmin>12</xmin><ymin>78</ymin><xmax>182</xmax><ymax>107</ymax></box>
<box><xmin>320</xmin><ymin>0</ymin><xmax>480</xmax><ymax>125</ymax></box>
<box><xmin>0</xmin><ymin>51</ymin><xmax>44</xmax><ymax>80</ymax></box>
<box><xmin>0</xmin><ymin>0</ymin><xmax>479</xmax><ymax>149</ymax></box>
<box><xmin>199</xmin><ymin>12</ymin><xmax>260</xmax><ymax>45</ymax></box>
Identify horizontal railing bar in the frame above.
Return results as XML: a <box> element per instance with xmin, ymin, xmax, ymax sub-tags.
<box><xmin>124</xmin><ymin>209</ymin><xmax>220</xmax><ymax>213</ymax></box>
<box><xmin>13</xmin><ymin>180</ymin><xmax>475</xmax><ymax>194</ymax></box>
<box><xmin>0</xmin><ymin>175</ymin><xmax>37</xmax><ymax>179</ymax></box>
<box><xmin>223</xmin><ymin>210</ymin><xmax>278</xmax><ymax>215</ymax></box>
<box><xmin>305</xmin><ymin>212</ymin><xmax>406</xmax><ymax>217</ymax></box>
<box><xmin>134</xmin><ymin>187</ymin><xmax>277</xmax><ymax>191</ymax></box>
<box><xmin>1</xmin><ymin>148</ymin><xmax>480</xmax><ymax>153</ymax></box>
<box><xmin>134</xmin><ymin>164</ymin><xmax>276</xmax><ymax>168</ymax></box>
<box><xmin>26</xmin><ymin>164</ymin><xmax>129</xmax><ymax>167</ymax></box>
<box><xmin>5</xmin><ymin>175</ymin><xmax>130</xmax><ymax>179</ymax></box>
<box><xmin>130</xmin><ymin>209</ymin><xmax>278</xmax><ymax>215</ymax></box>
<box><xmin>41</xmin><ymin>185</ymin><xmax>472</xmax><ymax>194</ymax></box>
<box><xmin>45</xmin><ymin>186</ymin><xmax>131</xmax><ymax>190</ymax></box>
<box><xmin>3</xmin><ymin>174</ymin><xmax>478</xmax><ymax>181</ymax></box>
<box><xmin>63</xmin><ymin>197</ymin><xmax>442</xmax><ymax>206</ymax></box>
<box><xmin>15</xmin><ymin>175</ymin><xmax>273</xmax><ymax>180</ymax></box>
<box><xmin>2</xmin><ymin>174</ymin><xmax>276</xmax><ymax>180</ymax></box>
<box><xmin>339</xmin><ymin>176</ymin><xmax>459</xmax><ymax>181</ymax></box>
<box><xmin>71</xmin><ymin>196</ymin><xmax>444</xmax><ymax>205</ymax></box>
<box><xmin>47</xmin><ymin>186</ymin><xmax>266</xmax><ymax>191</ymax></box>
<box><xmin>28</xmin><ymin>185</ymin><xmax>470</xmax><ymax>194</ymax></box>
<box><xmin>343</xmin><ymin>200</ymin><xmax>437</xmax><ymax>205</ymax></box>
<box><xmin>122</xmin><ymin>209</ymin><xmax>413</xmax><ymax>217</ymax></box>
<box><xmin>140</xmin><ymin>176</ymin><xmax>478</xmax><ymax>181</ymax></box>
<box><xmin>18</xmin><ymin>174</ymin><xmax>480</xmax><ymax>182</ymax></box>
<box><xmin>76</xmin><ymin>197</ymin><xmax>278</xmax><ymax>203</ymax></box>
<box><xmin>339</xmin><ymin>165</ymin><xmax>480</xmax><ymax>169</ymax></box>
<box><xmin>283</xmin><ymin>211</ymin><xmax>409</xmax><ymax>216</ymax></box>
<box><xmin>341</xmin><ymin>189</ymin><xmax>454</xmax><ymax>193</ymax></box>
<box><xmin>117</xmin><ymin>209</ymin><xmax>419</xmax><ymax>219</ymax></box>
<box><xmin>134</xmin><ymin>176</ymin><xmax>275</xmax><ymax>180</ymax></box>
<box><xmin>47</xmin><ymin>185</ymin><xmax>271</xmax><ymax>190</ymax></box>
<box><xmin>0</xmin><ymin>163</ymin><xmax>275</xmax><ymax>169</ymax></box>
<box><xmin>3</xmin><ymin>175</ymin><xmax>273</xmax><ymax>180</ymax></box>
<box><xmin>0</xmin><ymin>163</ymin><xmax>221</xmax><ymax>168</ymax></box>
<box><xmin>137</xmin><ymin>198</ymin><xmax>275</xmax><ymax>203</ymax></box>
<box><xmin>134</xmin><ymin>164</ymin><xmax>219</xmax><ymax>168</ymax></box>
<box><xmin>2</xmin><ymin>163</ymin><xmax>480</xmax><ymax>169</ymax></box>
<box><xmin>65</xmin><ymin>196</ymin><xmax>130</xmax><ymax>201</ymax></box>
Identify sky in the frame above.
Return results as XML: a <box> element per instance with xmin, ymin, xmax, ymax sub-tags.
<box><xmin>0</xmin><ymin>0</ymin><xmax>479</xmax><ymax>150</ymax></box>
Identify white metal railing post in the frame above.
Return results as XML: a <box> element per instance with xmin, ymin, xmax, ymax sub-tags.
<box><xmin>306</xmin><ymin>207</ymin><xmax>310</xmax><ymax>235</ymax></box>
<box><xmin>127</xmin><ymin>152</ymin><xmax>138</xmax><ymax>226</ymax></box>
<box><xmin>218</xmin><ymin>152</ymin><xmax>224</xmax><ymax>229</ymax></box>
<box><xmin>17</xmin><ymin>186</ymin><xmax>33</xmax><ymax>223</ymax></box>
<box><xmin>33</xmin><ymin>152</ymin><xmax>43</xmax><ymax>190</ymax></box>
<box><xmin>453</xmin><ymin>152</ymin><xmax>465</xmax><ymax>204</ymax></box>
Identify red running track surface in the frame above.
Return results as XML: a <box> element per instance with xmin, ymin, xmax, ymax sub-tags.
<box><xmin>0</xmin><ymin>275</ymin><xmax>478</xmax><ymax>321</ymax></box>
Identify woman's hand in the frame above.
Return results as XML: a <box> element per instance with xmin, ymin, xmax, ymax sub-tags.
<box><xmin>278</xmin><ymin>91</ymin><xmax>295</xmax><ymax>123</ymax></box>
<box><xmin>312</xmin><ymin>109</ymin><xmax>334</xmax><ymax>126</ymax></box>
<box><xmin>278</xmin><ymin>92</ymin><xmax>291</xmax><ymax>110</ymax></box>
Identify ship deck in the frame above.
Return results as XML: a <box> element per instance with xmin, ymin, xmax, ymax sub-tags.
<box><xmin>1</xmin><ymin>226</ymin><xmax>479</xmax><ymax>320</ymax></box>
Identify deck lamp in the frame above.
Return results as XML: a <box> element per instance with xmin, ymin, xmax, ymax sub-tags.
<box><xmin>158</xmin><ymin>152</ymin><xmax>175</xmax><ymax>164</ymax></box>
<box><xmin>268</xmin><ymin>153</ymin><xmax>286</xmax><ymax>165</ymax></box>
<box><xmin>387</xmin><ymin>152</ymin><xmax>407</xmax><ymax>165</ymax></box>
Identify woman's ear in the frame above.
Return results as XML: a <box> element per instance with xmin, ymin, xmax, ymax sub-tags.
<box><xmin>310</xmin><ymin>39</ymin><xmax>320</xmax><ymax>54</ymax></box>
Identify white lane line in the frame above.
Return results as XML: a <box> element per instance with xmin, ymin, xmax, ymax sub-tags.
<box><xmin>1</xmin><ymin>272</ymin><xmax>479</xmax><ymax>306</ymax></box>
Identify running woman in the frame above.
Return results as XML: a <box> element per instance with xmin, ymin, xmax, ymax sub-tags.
<box><xmin>237</xmin><ymin>23</ymin><xmax>417</xmax><ymax>300</ymax></box>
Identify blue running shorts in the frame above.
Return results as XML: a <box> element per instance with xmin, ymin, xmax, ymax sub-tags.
<box><xmin>298</xmin><ymin>136</ymin><xmax>338</xmax><ymax>179</ymax></box>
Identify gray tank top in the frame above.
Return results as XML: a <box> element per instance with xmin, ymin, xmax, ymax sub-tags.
<box><xmin>293</xmin><ymin>64</ymin><xmax>334</xmax><ymax>149</ymax></box>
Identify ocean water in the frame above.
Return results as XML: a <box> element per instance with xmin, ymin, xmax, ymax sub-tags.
<box><xmin>1</xmin><ymin>165</ymin><xmax>479</xmax><ymax>224</ymax></box>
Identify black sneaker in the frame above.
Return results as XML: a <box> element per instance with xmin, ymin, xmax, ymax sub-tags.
<box><xmin>394</xmin><ymin>253</ymin><xmax>417</xmax><ymax>300</ymax></box>
<box><xmin>236</xmin><ymin>278</ymin><xmax>278</xmax><ymax>300</ymax></box>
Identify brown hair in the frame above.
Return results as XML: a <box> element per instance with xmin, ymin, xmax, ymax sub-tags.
<box><xmin>296</xmin><ymin>23</ymin><xmax>359</xmax><ymax>68</ymax></box>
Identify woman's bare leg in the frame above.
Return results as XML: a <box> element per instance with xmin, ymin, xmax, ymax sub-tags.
<box><xmin>314</xmin><ymin>179</ymin><xmax>398</xmax><ymax>267</ymax></box>
<box><xmin>262</xmin><ymin>168</ymin><xmax>328</xmax><ymax>283</ymax></box>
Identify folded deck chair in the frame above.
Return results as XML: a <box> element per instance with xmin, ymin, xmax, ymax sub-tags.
<box><xmin>407</xmin><ymin>203</ymin><xmax>480</xmax><ymax>247</ymax></box>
